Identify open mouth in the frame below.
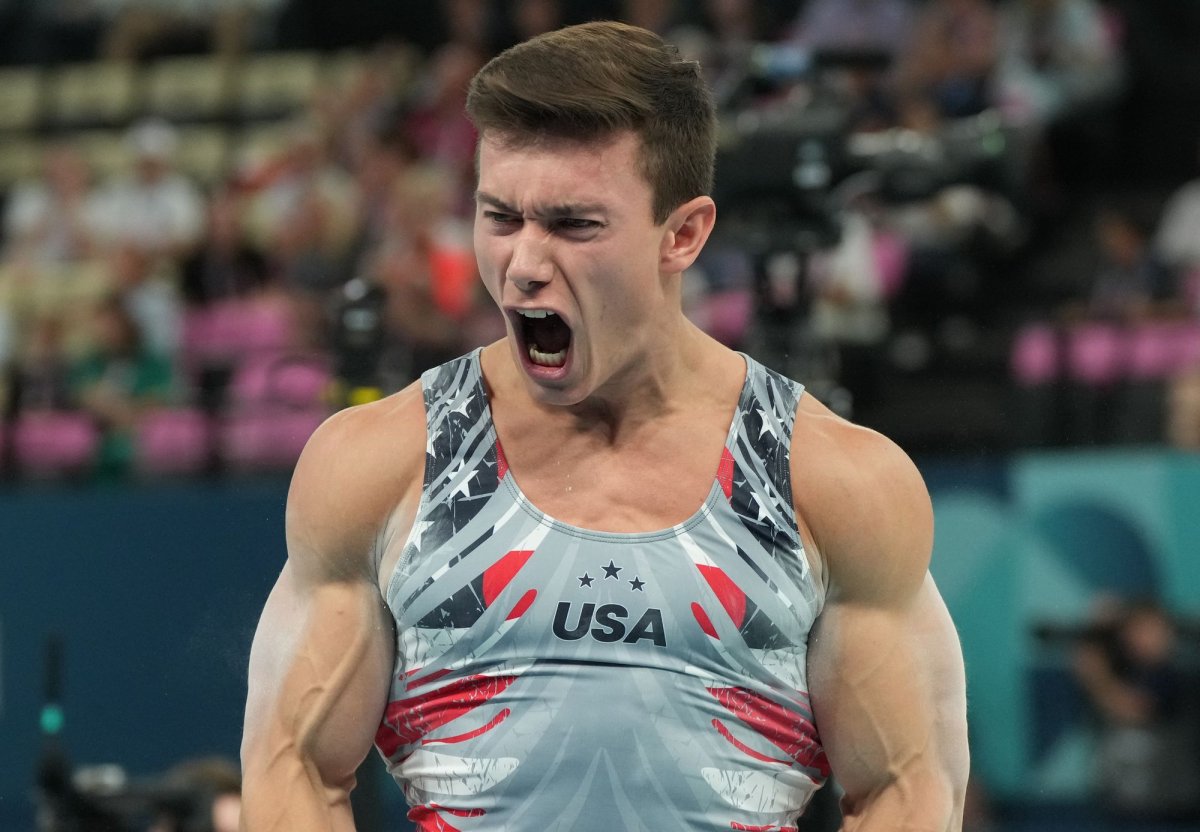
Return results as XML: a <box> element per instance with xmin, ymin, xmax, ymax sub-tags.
<box><xmin>516</xmin><ymin>309</ymin><xmax>572</xmax><ymax>368</ymax></box>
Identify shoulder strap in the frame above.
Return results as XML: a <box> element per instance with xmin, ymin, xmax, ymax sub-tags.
<box><xmin>414</xmin><ymin>351</ymin><xmax>504</xmax><ymax>554</ymax></box>
<box><xmin>727</xmin><ymin>355</ymin><xmax>806</xmax><ymax>550</ymax></box>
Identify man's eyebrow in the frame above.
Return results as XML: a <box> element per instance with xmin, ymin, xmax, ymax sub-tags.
<box><xmin>476</xmin><ymin>191</ymin><xmax>516</xmax><ymax>213</ymax></box>
<box><xmin>475</xmin><ymin>191</ymin><xmax>607</xmax><ymax>219</ymax></box>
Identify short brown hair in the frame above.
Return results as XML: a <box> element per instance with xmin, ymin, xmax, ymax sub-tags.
<box><xmin>466</xmin><ymin>21</ymin><xmax>716</xmax><ymax>224</ymax></box>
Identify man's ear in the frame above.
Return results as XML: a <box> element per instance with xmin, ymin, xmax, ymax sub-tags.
<box><xmin>660</xmin><ymin>196</ymin><xmax>717</xmax><ymax>275</ymax></box>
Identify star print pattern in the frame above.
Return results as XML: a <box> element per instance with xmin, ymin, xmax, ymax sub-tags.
<box><xmin>376</xmin><ymin>349</ymin><xmax>826</xmax><ymax>832</ymax></box>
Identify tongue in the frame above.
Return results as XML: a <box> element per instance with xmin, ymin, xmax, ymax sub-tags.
<box><xmin>530</xmin><ymin>315</ymin><xmax>571</xmax><ymax>353</ymax></box>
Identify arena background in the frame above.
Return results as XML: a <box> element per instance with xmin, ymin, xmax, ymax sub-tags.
<box><xmin>1</xmin><ymin>0</ymin><xmax>1199</xmax><ymax>830</ymax></box>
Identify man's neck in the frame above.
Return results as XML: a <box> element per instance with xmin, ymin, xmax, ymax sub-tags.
<box><xmin>481</xmin><ymin>322</ymin><xmax>733</xmax><ymax>446</ymax></box>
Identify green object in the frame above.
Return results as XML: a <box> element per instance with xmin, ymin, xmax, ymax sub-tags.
<box><xmin>40</xmin><ymin>704</ymin><xmax>64</xmax><ymax>735</ymax></box>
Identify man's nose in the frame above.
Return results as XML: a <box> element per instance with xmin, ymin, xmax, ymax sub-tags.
<box><xmin>506</xmin><ymin>230</ymin><xmax>552</xmax><ymax>292</ymax></box>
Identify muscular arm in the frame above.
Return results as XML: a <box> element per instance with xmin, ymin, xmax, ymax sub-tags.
<box><xmin>797</xmin><ymin>400</ymin><xmax>969</xmax><ymax>831</ymax></box>
<box><xmin>241</xmin><ymin>392</ymin><xmax>424</xmax><ymax>830</ymax></box>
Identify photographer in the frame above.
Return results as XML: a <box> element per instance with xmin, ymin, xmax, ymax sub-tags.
<box><xmin>1072</xmin><ymin>597</ymin><xmax>1200</xmax><ymax>823</ymax></box>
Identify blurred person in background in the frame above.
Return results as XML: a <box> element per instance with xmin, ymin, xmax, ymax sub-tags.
<box><xmin>181</xmin><ymin>186</ymin><xmax>273</xmax><ymax>307</ymax></box>
<box><xmin>90</xmin><ymin>119</ymin><xmax>207</xmax><ymax>264</ymax></box>
<box><xmin>366</xmin><ymin>162</ymin><xmax>482</xmax><ymax>379</ymax></box>
<box><xmin>1073</xmin><ymin>597</ymin><xmax>1200</xmax><ymax>824</ymax></box>
<box><xmin>397</xmin><ymin>40</ymin><xmax>484</xmax><ymax>214</ymax></box>
<box><xmin>992</xmin><ymin>0</ymin><xmax>1124</xmax><ymax>209</ymax></box>
<box><xmin>1153</xmin><ymin>140</ymin><xmax>1200</xmax><ymax>294</ymax></box>
<box><xmin>4</xmin><ymin>315</ymin><xmax>74</xmax><ymax>417</ymax></box>
<box><xmin>247</xmin><ymin>119</ymin><xmax>359</xmax><ymax>298</ymax></box>
<box><xmin>107</xmin><ymin>242</ymin><xmax>185</xmax><ymax>359</ymax></box>
<box><xmin>786</xmin><ymin>0</ymin><xmax>915</xmax><ymax>59</ymax></box>
<box><xmin>895</xmin><ymin>0</ymin><xmax>999</xmax><ymax>119</ymax></box>
<box><xmin>2</xmin><ymin>142</ymin><xmax>102</xmax><ymax>265</ymax></box>
<box><xmin>993</xmin><ymin>0</ymin><xmax>1122</xmax><ymax>128</ymax></box>
<box><xmin>147</xmin><ymin>755</ymin><xmax>242</xmax><ymax>832</ymax></box>
<box><xmin>1062</xmin><ymin>203</ymin><xmax>1176</xmax><ymax>325</ymax></box>
<box><xmin>69</xmin><ymin>296</ymin><xmax>176</xmax><ymax>478</ymax></box>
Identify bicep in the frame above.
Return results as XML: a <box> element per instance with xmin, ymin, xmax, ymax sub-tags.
<box><xmin>807</xmin><ymin>574</ymin><xmax>968</xmax><ymax>828</ymax></box>
<box><xmin>242</xmin><ymin>561</ymin><xmax>395</xmax><ymax>794</ymax></box>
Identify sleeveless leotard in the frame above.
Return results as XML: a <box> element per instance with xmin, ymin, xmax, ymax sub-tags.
<box><xmin>375</xmin><ymin>349</ymin><xmax>828</xmax><ymax>831</ymax></box>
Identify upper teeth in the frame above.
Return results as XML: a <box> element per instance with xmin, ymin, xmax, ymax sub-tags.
<box><xmin>517</xmin><ymin>309</ymin><xmax>556</xmax><ymax>319</ymax></box>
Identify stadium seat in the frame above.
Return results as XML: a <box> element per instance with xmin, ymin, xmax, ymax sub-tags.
<box><xmin>11</xmin><ymin>410</ymin><xmax>99</xmax><ymax>479</ymax></box>
<box><xmin>71</xmin><ymin>130</ymin><xmax>131</xmax><ymax>182</ymax></box>
<box><xmin>0</xmin><ymin>67</ymin><xmax>43</xmax><ymax>132</ymax></box>
<box><xmin>237</xmin><ymin>52</ymin><xmax>322</xmax><ymax>120</ymax></box>
<box><xmin>227</xmin><ymin>351</ymin><xmax>331</xmax><ymax>408</ymax></box>
<box><xmin>1010</xmin><ymin>323</ymin><xmax>1060</xmax><ymax>386</ymax></box>
<box><xmin>134</xmin><ymin>407</ymin><xmax>213</xmax><ymax>477</ymax></box>
<box><xmin>219</xmin><ymin>405</ymin><xmax>327</xmax><ymax>472</ymax></box>
<box><xmin>144</xmin><ymin>55</ymin><xmax>233</xmax><ymax>122</ymax></box>
<box><xmin>217</xmin><ymin>349</ymin><xmax>331</xmax><ymax>472</ymax></box>
<box><xmin>181</xmin><ymin>299</ymin><xmax>297</xmax><ymax>372</ymax></box>
<box><xmin>174</xmin><ymin>126</ymin><xmax>232</xmax><ymax>185</ymax></box>
<box><xmin>1065</xmin><ymin>322</ymin><xmax>1124</xmax><ymax>386</ymax></box>
<box><xmin>47</xmin><ymin>62</ymin><xmax>138</xmax><ymax>128</ymax></box>
<box><xmin>0</xmin><ymin>137</ymin><xmax>43</xmax><ymax>189</ymax></box>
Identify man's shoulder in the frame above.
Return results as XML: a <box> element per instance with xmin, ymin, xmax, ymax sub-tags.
<box><xmin>285</xmin><ymin>380</ymin><xmax>428</xmax><ymax>578</ymax></box>
<box><xmin>790</xmin><ymin>394</ymin><xmax>933</xmax><ymax>602</ymax></box>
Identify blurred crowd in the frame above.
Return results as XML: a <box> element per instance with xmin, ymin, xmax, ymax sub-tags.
<box><xmin>0</xmin><ymin>0</ymin><xmax>1199</xmax><ymax>481</ymax></box>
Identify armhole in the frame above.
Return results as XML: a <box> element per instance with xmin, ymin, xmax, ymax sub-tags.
<box><xmin>380</xmin><ymin>372</ymin><xmax>440</xmax><ymax>607</ymax></box>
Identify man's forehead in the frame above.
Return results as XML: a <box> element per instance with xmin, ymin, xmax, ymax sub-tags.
<box><xmin>476</xmin><ymin>132</ymin><xmax>648</xmax><ymax>213</ymax></box>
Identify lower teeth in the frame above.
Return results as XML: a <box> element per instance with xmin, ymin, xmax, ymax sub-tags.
<box><xmin>529</xmin><ymin>345</ymin><xmax>566</xmax><ymax>367</ymax></box>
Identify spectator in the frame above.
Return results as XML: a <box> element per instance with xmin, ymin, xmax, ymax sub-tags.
<box><xmin>247</xmin><ymin>120</ymin><xmax>358</xmax><ymax>296</ymax></box>
<box><xmin>1065</xmin><ymin>204</ymin><xmax>1175</xmax><ymax>325</ymax></box>
<box><xmin>69</xmin><ymin>297</ymin><xmax>176</xmax><ymax>478</ymax></box>
<box><xmin>90</xmin><ymin>120</ymin><xmax>206</xmax><ymax>262</ymax></box>
<box><xmin>181</xmin><ymin>188</ymin><xmax>272</xmax><ymax>306</ymax></box>
<box><xmin>367</xmin><ymin>163</ymin><xmax>480</xmax><ymax>378</ymax></box>
<box><xmin>1073</xmin><ymin>598</ymin><xmax>1200</xmax><ymax>821</ymax></box>
<box><xmin>993</xmin><ymin>0</ymin><xmax>1123</xmax><ymax>128</ymax></box>
<box><xmin>1</xmin><ymin>315</ymin><xmax>74</xmax><ymax>423</ymax></box>
<box><xmin>147</xmin><ymin>755</ymin><xmax>241</xmax><ymax>832</ymax></box>
<box><xmin>896</xmin><ymin>0</ymin><xmax>999</xmax><ymax>118</ymax></box>
<box><xmin>107</xmin><ymin>243</ymin><xmax>184</xmax><ymax>359</ymax></box>
<box><xmin>783</xmin><ymin>0</ymin><xmax>917</xmax><ymax>130</ymax></box>
<box><xmin>1153</xmin><ymin>142</ymin><xmax>1200</xmax><ymax>284</ymax></box>
<box><xmin>398</xmin><ymin>41</ymin><xmax>483</xmax><ymax>212</ymax></box>
<box><xmin>3</xmin><ymin>143</ymin><xmax>102</xmax><ymax>264</ymax></box>
<box><xmin>786</xmin><ymin>0</ymin><xmax>915</xmax><ymax>60</ymax></box>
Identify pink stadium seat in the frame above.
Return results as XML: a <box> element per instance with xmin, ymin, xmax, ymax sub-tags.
<box><xmin>183</xmin><ymin>298</ymin><xmax>296</xmax><ymax>371</ymax></box>
<box><xmin>219</xmin><ymin>349</ymin><xmax>332</xmax><ymax>472</ymax></box>
<box><xmin>236</xmin><ymin>299</ymin><xmax>295</xmax><ymax>353</ymax></box>
<box><xmin>12</xmin><ymin>410</ymin><xmax>99</xmax><ymax>478</ymax></box>
<box><xmin>699</xmin><ymin>289</ymin><xmax>753</xmax><ymax>347</ymax></box>
<box><xmin>219</xmin><ymin>405</ymin><xmax>327</xmax><ymax>472</ymax></box>
<box><xmin>1010</xmin><ymin>324</ymin><xmax>1060</xmax><ymax>386</ymax></box>
<box><xmin>228</xmin><ymin>352</ymin><xmax>331</xmax><ymax>408</ymax></box>
<box><xmin>1065</xmin><ymin>323</ymin><xmax>1124</xmax><ymax>386</ymax></box>
<box><xmin>871</xmin><ymin>229</ymin><xmax>909</xmax><ymax>299</ymax></box>
<box><xmin>135</xmin><ymin>407</ymin><xmax>213</xmax><ymax>476</ymax></box>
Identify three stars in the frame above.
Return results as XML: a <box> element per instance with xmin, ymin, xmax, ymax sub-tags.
<box><xmin>578</xmin><ymin>561</ymin><xmax>644</xmax><ymax>592</ymax></box>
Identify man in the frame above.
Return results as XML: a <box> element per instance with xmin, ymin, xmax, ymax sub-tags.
<box><xmin>241</xmin><ymin>21</ymin><xmax>968</xmax><ymax>831</ymax></box>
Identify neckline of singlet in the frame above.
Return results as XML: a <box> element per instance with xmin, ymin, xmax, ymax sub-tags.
<box><xmin>466</xmin><ymin>348</ymin><xmax>755</xmax><ymax>543</ymax></box>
